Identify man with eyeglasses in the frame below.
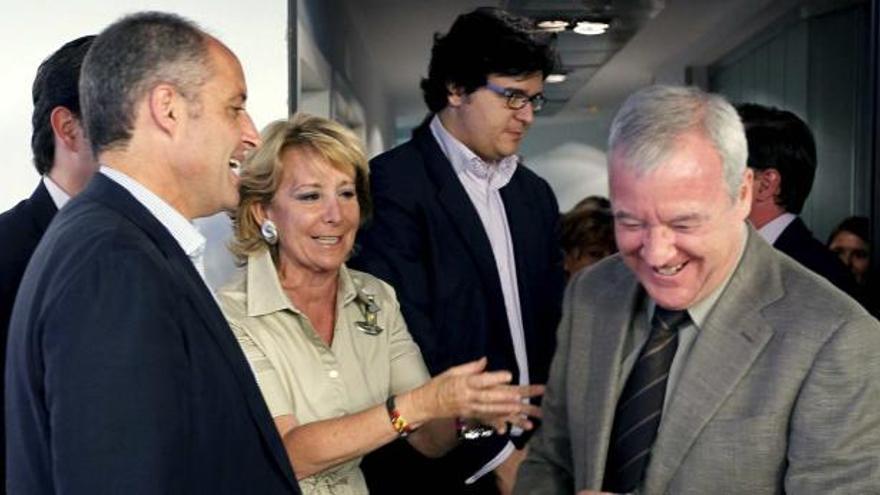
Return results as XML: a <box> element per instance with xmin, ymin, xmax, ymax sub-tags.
<box><xmin>350</xmin><ymin>7</ymin><xmax>564</xmax><ymax>495</ymax></box>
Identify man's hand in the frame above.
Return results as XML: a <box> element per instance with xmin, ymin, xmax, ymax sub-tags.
<box><xmin>494</xmin><ymin>445</ymin><xmax>528</xmax><ymax>495</ymax></box>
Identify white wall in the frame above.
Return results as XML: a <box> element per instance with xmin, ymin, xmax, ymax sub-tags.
<box><xmin>0</xmin><ymin>0</ymin><xmax>289</xmax><ymax>289</ymax></box>
<box><xmin>0</xmin><ymin>0</ymin><xmax>288</xmax><ymax>211</ymax></box>
<box><xmin>519</xmin><ymin>114</ymin><xmax>613</xmax><ymax>212</ymax></box>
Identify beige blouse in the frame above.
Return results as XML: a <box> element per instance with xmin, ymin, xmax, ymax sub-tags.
<box><xmin>218</xmin><ymin>249</ymin><xmax>430</xmax><ymax>495</ymax></box>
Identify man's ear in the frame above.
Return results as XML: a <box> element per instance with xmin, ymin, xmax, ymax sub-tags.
<box><xmin>49</xmin><ymin>106</ymin><xmax>81</xmax><ymax>152</ymax></box>
<box><xmin>446</xmin><ymin>83</ymin><xmax>465</xmax><ymax>108</ymax></box>
<box><xmin>147</xmin><ymin>83</ymin><xmax>183</xmax><ymax>136</ymax></box>
<box><xmin>753</xmin><ymin>168</ymin><xmax>781</xmax><ymax>201</ymax></box>
<box><xmin>735</xmin><ymin>167</ymin><xmax>755</xmax><ymax>219</ymax></box>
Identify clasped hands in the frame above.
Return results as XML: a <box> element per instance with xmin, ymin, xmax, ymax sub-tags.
<box><xmin>408</xmin><ymin>357</ymin><xmax>544</xmax><ymax>434</ymax></box>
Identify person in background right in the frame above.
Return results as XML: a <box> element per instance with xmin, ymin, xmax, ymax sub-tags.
<box><xmin>736</xmin><ymin>103</ymin><xmax>857</xmax><ymax>296</ymax></box>
<box><xmin>559</xmin><ymin>196</ymin><xmax>617</xmax><ymax>279</ymax></box>
<box><xmin>828</xmin><ymin>215</ymin><xmax>878</xmax><ymax>316</ymax></box>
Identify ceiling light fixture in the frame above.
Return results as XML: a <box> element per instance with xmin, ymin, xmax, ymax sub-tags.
<box><xmin>573</xmin><ymin>20</ymin><xmax>610</xmax><ymax>36</ymax></box>
<box><xmin>546</xmin><ymin>73</ymin><xmax>567</xmax><ymax>84</ymax></box>
<box><xmin>537</xmin><ymin>20</ymin><xmax>569</xmax><ymax>32</ymax></box>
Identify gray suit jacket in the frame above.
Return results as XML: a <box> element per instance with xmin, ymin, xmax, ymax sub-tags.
<box><xmin>516</xmin><ymin>227</ymin><xmax>880</xmax><ymax>494</ymax></box>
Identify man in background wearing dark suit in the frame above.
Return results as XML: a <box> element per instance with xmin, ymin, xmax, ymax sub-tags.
<box><xmin>6</xmin><ymin>12</ymin><xmax>300</xmax><ymax>494</ymax></box>
<box><xmin>351</xmin><ymin>7</ymin><xmax>565</xmax><ymax>495</ymax></box>
<box><xmin>0</xmin><ymin>35</ymin><xmax>96</xmax><ymax>342</ymax></box>
<box><xmin>0</xmin><ymin>36</ymin><xmax>96</xmax><ymax>488</ymax></box>
<box><xmin>737</xmin><ymin>103</ymin><xmax>856</xmax><ymax>294</ymax></box>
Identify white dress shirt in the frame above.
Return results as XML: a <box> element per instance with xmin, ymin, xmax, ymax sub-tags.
<box><xmin>42</xmin><ymin>175</ymin><xmax>71</xmax><ymax>210</ymax></box>
<box><xmin>756</xmin><ymin>212</ymin><xmax>796</xmax><ymax>245</ymax></box>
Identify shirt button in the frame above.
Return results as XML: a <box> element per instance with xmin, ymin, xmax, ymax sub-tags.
<box><xmin>328</xmin><ymin>370</ymin><xmax>339</xmax><ymax>379</ymax></box>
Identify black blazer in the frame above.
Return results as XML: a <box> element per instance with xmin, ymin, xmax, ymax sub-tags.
<box><xmin>774</xmin><ymin>216</ymin><xmax>858</xmax><ymax>297</ymax></box>
<box><xmin>350</xmin><ymin>123</ymin><xmax>565</xmax><ymax>492</ymax></box>
<box><xmin>0</xmin><ymin>181</ymin><xmax>57</xmax><ymax>489</ymax></box>
<box><xmin>0</xmin><ymin>182</ymin><xmax>57</xmax><ymax>336</ymax></box>
<box><xmin>6</xmin><ymin>174</ymin><xmax>300</xmax><ymax>494</ymax></box>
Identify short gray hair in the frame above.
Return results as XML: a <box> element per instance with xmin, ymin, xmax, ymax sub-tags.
<box><xmin>607</xmin><ymin>85</ymin><xmax>747</xmax><ymax>198</ymax></box>
<box><xmin>80</xmin><ymin>11</ymin><xmax>211</xmax><ymax>156</ymax></box>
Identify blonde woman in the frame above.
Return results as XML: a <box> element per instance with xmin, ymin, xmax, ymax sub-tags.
<box><xmin>219</xmin><ymin>114</ymin><xmax>541</xmax><ymax>494</ymax></box>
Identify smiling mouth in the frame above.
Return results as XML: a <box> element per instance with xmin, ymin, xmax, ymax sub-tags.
<box><xmin>654</xmin><ymin>261</ymin><xmax>687</xmax><ymax>276</ymax></box>
<box><xmin>314</xmin><ymin>236</ymin><xmax>342</xmax><ymax>245</ymax></box>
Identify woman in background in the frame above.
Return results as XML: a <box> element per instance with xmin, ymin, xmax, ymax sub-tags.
<box><xmin>559</xmin><ymin>195</ymin><xmax>617</xmax><ymax>279</ymax></box>
<box><xmin>219</xmin><ymin>114</ymin><xmax>541</xmax><ymax>494</ymax></box>
<box><xmin>827</xmin><ymin>215</ymin><xmax>877</xmax><ymax>316</ymax></box>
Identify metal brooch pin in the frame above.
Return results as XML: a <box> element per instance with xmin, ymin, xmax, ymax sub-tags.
<box><xmin>355</xmin><ymin>293</ymin><xmax>383</xmax><ymax>335</ymax></box>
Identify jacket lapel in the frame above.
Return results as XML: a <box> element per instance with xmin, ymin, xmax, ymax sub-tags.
<box><xmin>413</xmin><ymin>125</ymin><xmax>507</xmax><ymax>318</ymax></box>
<box><xmin>86</xmin><ymin>174</ymin><xmax>299</xmax><ymax>488</ymax></box>
<box><xmin>644</xmin><ymin>229</ymin><xmax>783</xmax><ymax>492</ymax></box>
<box><xmin>168</xmin><ymin>253</ymin><xmax>299</xmax><ymax>487</ymax></box>
<box><xmin>28</xmin><ymin>181</ymin><xmax>58</xmax><ymax>236</ymax></box>
<box><xmin>499</xmin><ymin>176</ymin><xmax>537</xmax><ymax>345</ymax></box>
<box><xmin>574</xmin><ymin>264</ymin><xmax>646</xmax><ymax>487</ymax></box>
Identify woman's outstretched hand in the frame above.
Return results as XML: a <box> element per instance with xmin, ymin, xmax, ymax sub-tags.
<box><xmin>405</xmin><ymin>357</ymin><xmax>544</xmax><ymax>434</ymax></box>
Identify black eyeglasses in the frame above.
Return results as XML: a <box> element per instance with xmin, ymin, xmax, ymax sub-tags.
<box><xmin>484</xmin><ymin>82</ymin><xmax>545</xmax><ymax>112</ymax></box>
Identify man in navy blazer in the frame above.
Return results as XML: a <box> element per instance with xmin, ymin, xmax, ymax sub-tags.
<box><xmin>736</xmin><ymin>103</ymin><xmax>857</xmax><ymax>296</ymax></box>
<box><xmin>0</xmin><ymin>35</ymin><xmax>97</xmax><ymax>488</ymax></box>
<box><xmin>6</xmin><ymin>13</ymin><xmax>300</xmax><ymax>494</ymax></box>
<box><xmin>351</xmin><ymin>8</ymin><xmax>565</xmax><ymax>494</ymax></box>
<box><xmin>0</xmin><ymin>35</ymin><xmax>97</xmax><ymax>352</ymax></box>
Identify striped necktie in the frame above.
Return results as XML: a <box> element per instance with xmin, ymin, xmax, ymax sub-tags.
<box><xmin>602</xmin><ymin>307</ymin><xmax>690</xmax><ymax>493</ymax></box>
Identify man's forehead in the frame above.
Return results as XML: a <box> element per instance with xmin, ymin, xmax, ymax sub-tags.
<box><xmin>204</xmin><ymin>40</ymin><xmax>247</xmax><ymax>93</ymax></box>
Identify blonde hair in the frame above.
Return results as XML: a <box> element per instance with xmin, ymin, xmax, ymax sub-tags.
<box><xmin>229</xmin><ymin>113</ymin><xmax>370</xmax><ymax>264</ymax></box>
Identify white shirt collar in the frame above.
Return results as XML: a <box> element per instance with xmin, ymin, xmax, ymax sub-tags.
<box><xmin>42</xmin><ymin>175</ymin><xmax>71</xmax><ymax>210</ymax></box>
<box><xmin>429</xmin><ymin>115</ymin><xmax>518</xmax><ymax>189</ymax></box>
<box><xmin>756</xmin><ymin>212</ymin><xmax>797</xmax><ymax>245</ymax></box>
<box><xmin>99</xmin><ymin>166</ymin><xmax>207</xmax><ymax>276</ymax></box>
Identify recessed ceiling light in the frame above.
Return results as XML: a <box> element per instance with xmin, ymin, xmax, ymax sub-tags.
<box><xmin>573</xmin><ymin>21</ymin><xmax>609</xmax><ymax>36</ymax></box>
<box><xmin>537</xmin><ymin>20</ymin><xmax>568</xmax><ymax>32</ymax></box>
<box><xmin>546</xmin><ymin>74</ymin><xmax>567</xmax><ymax>83</ymax></box>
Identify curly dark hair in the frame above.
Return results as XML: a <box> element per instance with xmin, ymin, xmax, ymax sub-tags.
<box><xmin>420</xmin><ymin>7</ymin><xmax>557</xmax><ymax>113</ymax></box>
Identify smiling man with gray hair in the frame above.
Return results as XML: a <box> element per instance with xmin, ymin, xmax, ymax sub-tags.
<box><xmin>514</xmin><ymin>85</ymin><xmax>880</xmax><ymax>494</ymax></box>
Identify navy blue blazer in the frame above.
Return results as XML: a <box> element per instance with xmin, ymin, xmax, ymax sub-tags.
<box><xmin>0</xmin><ymin>181</ymin><xmax>57</xmax><ymax>490</ymax></box>
<box><xmin>774</xmin><ymin>216</ymin><xmax>858</xmax><ymax>297</ymax></box>
<box><xmin>350</xmin><ymin>123</ymin><xmax>565</xmax><ymax>492</ymax></box>
<box><xmin>6</xmin><ymin>174</ymin><xmax>300</xmax><ymax>494</ymax></box>
<box><xmin>0</xmin><ymin>182</ymin><xmax>57</xmax><ymax>336</ymax></box>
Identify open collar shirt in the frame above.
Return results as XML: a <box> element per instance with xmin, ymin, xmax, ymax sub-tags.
<box><xmin>757</xmin><ymin>212</ymin><xmax>797</xmax><ymax>245</ymax></box>
<box><xmin>429</xmin><ymin>115</ymin><xmax>529</xmax><ymax>481</ymax></box>
<box><xmin>99</xmin><ymin>166</ymin><xmax>208</xmax><ymax>285</ymax></box>
<box><xmin>429</xmin><ymin>115</ymin><xmax>529</xmax><ymax>388</ymax></box>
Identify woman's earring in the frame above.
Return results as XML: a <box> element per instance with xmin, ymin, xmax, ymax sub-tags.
<box><xmin>260</xmin><ymin>219</ymin><xmax>278</xmax><ymax>245</ymax></box>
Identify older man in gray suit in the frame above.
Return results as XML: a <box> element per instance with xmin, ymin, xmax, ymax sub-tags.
<box><xmin>515</xmin><ymin>85</ymin><xmax>880</xmax><ymax>494</ymax></box>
